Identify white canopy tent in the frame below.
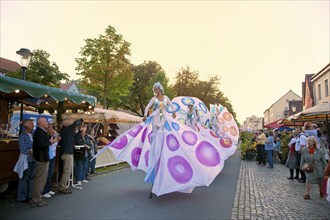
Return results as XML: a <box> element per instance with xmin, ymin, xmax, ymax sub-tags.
<box><xmin>61</xmin><ymin>108</ymin><xmax>142</xmax><ymax>168</ymax></box>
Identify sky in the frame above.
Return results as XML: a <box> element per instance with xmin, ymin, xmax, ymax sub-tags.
<box><xmin>1</xmin><ymin>1</ymin><xmax>329</xmax><ymax>124</ymax></box>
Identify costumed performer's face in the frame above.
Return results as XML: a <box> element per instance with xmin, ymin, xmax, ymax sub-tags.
<box><xmin>154</xmin><ymin>88</ymin><xmax>161</xmax><ymax>95</ymax></box>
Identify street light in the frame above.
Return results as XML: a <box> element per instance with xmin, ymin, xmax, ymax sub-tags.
<box><xmin>17</xmin><ymin>48</ymin><xmax>33</xmax><ymax>134</ymax></box>
<box><xmin>16</xmin><ymin>48</ymin><xmax>33</xmax><ymax>80</ymax></box>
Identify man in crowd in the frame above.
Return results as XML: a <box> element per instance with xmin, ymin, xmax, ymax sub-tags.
<box><xmin>31</xmin><ymin>117</ymin><xmax>60</xmax><ymax>207</ymax></box>
<box><xmin>256</xmin><ymin>129</ymin><xmax>267</xmax><ymax>165</ymax></box>
<box><xmin>58</xmin><ymin>118</ymin><xmax>83</xmax><ymax>194</ymax></box>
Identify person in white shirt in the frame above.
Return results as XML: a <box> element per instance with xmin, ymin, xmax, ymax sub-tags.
<box><xmin>295</xmin><ymin>127</ymin><xmax>307</xmax><ymax>183</ymax></box>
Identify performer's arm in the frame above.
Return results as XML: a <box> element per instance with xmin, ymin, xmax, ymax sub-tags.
<box><xmin>166</xmin><ymin>96</ymin><xmax>176</xmax><ymax>119</ymax></box>
<box><xmin>143</xmin><ymin>97</ymin><xmax>155</xmax><ymax>121</ymax></box>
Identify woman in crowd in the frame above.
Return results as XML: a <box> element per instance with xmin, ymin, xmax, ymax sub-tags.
<box><xmin>318</xmin><ymin>129</ymin><xmax>329</xmax><ymax>162</ymax></box>
<box><xmin>87</xmin><ymin>129</ymin><xmax>98</xmax><ymax>174</ymax></box>
<box><xmin>301</xmin><ymin>136</ymin><xmax>327</xmax><ymax>199</ymax></box>
<box><xmin>286</xmin><ymin>131</ymin><xmax>299</xmax><ymax>180</ymax></box>
<box><xmin>74</xmin><ymin>125</ymin><xmax>90</xmax><ymax>185</ymax></box>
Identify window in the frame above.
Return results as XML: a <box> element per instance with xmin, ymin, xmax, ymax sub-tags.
<box><xmin>325</xmin><ymin>79</ymin><xmax>329</xmax><ymax>97</ymax></box>
<box><xmin>318</xmin><ymin>84</ymin><xmax>322</xmax><ymax>100</ymax></box>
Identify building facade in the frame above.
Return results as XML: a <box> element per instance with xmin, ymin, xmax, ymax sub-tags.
<box><xmin>0</xmin><ymin>57</ymin><xmax>20</xmax><ymax>75</ymax></box>
<box><xmin>241</xmin><ymin>115</ymin><xmax>263</xmax><ymax>131</ymax></box>
<box><xmin>263</xmin><ymin>90</ymin><xmax>302</xmax><ymax>125</ymax></box>
<box><xmin>302</xmin><ymin>74</ymin><xmax>314</xmax><ymax>110</ymax></box>
<box><xmin>60</xmin><ymin>82</ymin><xmax>80</xmax><ymax>93</ymax></box>
<box><xmin>311</xmin><ymin>63</ymin><xmax>330</xmax><ymax>105</ymax></box>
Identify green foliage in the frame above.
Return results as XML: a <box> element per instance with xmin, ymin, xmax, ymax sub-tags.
<box><xmin>76</xmin><ymin>25</ymin><xmax>133</xmax><ymax>108</ymax></box>
<box><xmin>172</xmin><ymin>66</ymin><xmax>238</xmax><ymax>122</ymax></box>
<box><xmin>280</xmin><ymin>132</ymin><xmax>291</xmax><ymax>161</ymax></box>
<box><xmin>6</xmin><ymin>49</ymin><xmax>69</xmax><ymax>87</ymax></box>
<box><xmin>121</xmin><ymin>61</ymin><xmax>174</xmax><ymax>116</ymax></box>
<box><xmin>239</xmin><ymin>131</ymin><xmax>256</xmax><ymax>159</ymax></box>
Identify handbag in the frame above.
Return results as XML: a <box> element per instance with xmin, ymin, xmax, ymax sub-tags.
<box><xmin>301</xmin><ymin>162</ymin><xmax>314</xmax><ymax>173</ymax></box>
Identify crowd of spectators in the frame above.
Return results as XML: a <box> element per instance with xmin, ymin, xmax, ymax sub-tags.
<box><xmin>248</xmin><ymin>122</ymin><xmax>330</xmax><ymax>201</ymax></box>
<box><xmin>14</xmin><ymin>117</ymin><xmax>99</xmax><ymax>207</ymax></box>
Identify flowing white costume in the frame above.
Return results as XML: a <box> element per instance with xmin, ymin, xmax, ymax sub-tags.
<box><xmin>94</xmin><ymin>95</ymin><xmax>227</xmax><ymax>196</ymax></box>
<box><xmin>170</xmin><ymin>97</ymin><xmax>239</xmax><ymax>160</ymax></box>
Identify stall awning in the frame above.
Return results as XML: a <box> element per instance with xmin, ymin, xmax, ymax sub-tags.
<box><xmin>264</xmin><ymin>118</ymin><xmax>297</xmax><ymax>129</ymax></box>
<box><xmin>62</xmin><ymin>108</ymin><xmax>142</xmax><ymax>123</ymax></box>
<box><xmin>0</xmin><ymin>75</ymin><xmax>96</xmax><ymax>111</ymax></box>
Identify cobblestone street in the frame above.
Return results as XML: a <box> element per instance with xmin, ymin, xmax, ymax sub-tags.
<box><xmin>231</xmin><ymin>160</ymin><xmax>330</xmax><ymax>220</ymax></box>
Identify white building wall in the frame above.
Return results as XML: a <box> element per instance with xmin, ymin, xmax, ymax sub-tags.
<box><xmin>264</xmin><ymin>91</ymin><xmax>302</xmax><ymax>124</ymax></box>
<box><xmin>312</xmin><ymin>68</ymin><xmax>330</xmax><ymax>105</ymax></box>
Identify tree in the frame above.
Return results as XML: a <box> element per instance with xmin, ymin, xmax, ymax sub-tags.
<box><xmin>6</xmin><ymin>49</ymin><xmax>69</xmax><ymax>87</ymax></box>
<box><xmin>172</xmin><ymin>66</ymin><xmax>238</xmax><ymax>122</ymax></box>
<box><xmin>172</xmin><ymin>66</ymin><xmax>199</xmax><ymax>96</ymax></box>
<box><xmin>122</xmin><ymin>61</ymin><xmax>175</xmax><ymax>116</ymax></box>
<box><xmin>76</xmin><ymin>25</ymin><xmax>133</xmax><ymax>109</ymax></box>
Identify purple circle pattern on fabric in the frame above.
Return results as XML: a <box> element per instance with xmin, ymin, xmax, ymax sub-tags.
<box><xmin>111</xmin><ymin>136</ymin><xmax>128</xmax><ymax>149</ymax></box>
<box><xmin>148</xmin><ymin>132</ymin><xmax>153</xmax><ymax>144</ymax></box>
<box><xmin>141</xmin><ymin>128</ymin><xmax>148</xmax><ymax>143</ymax></box>
<box><xmin>167</xmin><ymin>156</ymin><xmax>193</xmax><ymax>184</ymax></box>
<box><xmin>182</xmin><ymin>131</ymin><xmax>197</xmax><ymax>146</ymax></box>
<box><xmin>131</xmin><ymin>147</ymin><xmax>142</xmax><ymax>167</ymax></box>
<box><xmin>196</xmin><ymin>141</ymin><xmax>220</xmax><ymax>167</ymax></box>
<box><xmin>128</xmin><ymin>125</ymin><xmax>143</xmax><ymax>137</ymax></box>
<box><xmin>144</xmin><ymin>150</ymin><xmax>149</xmax><ymax>167</ymax></box>
<box><xmin>166</xmin><ymin>134</ymin><xmax>179</xmax><ymax>151</ymax></box>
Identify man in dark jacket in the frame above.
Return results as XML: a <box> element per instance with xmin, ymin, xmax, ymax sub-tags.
<box><xmin>31</xmin><ymin>117</ymin><xmax>60</xmax><ymax>207</ymax></box>
<box><xmin>58</xmin><ymin>118</ymin><xmax>83</xmax><ymax>194</ymax></box>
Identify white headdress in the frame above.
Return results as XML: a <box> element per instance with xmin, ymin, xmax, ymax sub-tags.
<box><xmin>153</xmin><ymin>82</ymin><xmax>165</xmax><ymax>95</ymax></box>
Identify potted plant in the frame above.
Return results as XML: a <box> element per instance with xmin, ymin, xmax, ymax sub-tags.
<box><xmin>239</xmin><ymin>131</ymin><xmax>256</xmax><ymax>160</ymax></box>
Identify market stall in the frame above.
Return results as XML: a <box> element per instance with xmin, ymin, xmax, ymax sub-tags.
<box><xmin>0</xmin><ymin>75</ymin><xmax>96</xmax><ymax>193</ymax></box>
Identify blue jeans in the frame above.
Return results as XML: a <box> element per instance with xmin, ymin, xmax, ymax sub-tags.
<box><xmin>17</xmin><ymin>161</ymin><xmax>36</xmax><ymax>201</ymax></box>
<box><xmin>83</xmin><ymin>156</ymin><xmax>89</xmax><ymax>178</ymax></box>
<box><xmin>43</xmin><ymin>157</ymin><xmax>55</xmax><ymax>194</ymax></box>
<box><xmin>266</xmin><ymin>150</ymin><xmax>273</xmax><ymax>168</ymax></box>
<box><xmin>89</xmin><ymin>156</ymin><xmax>96</xmax><ymax>174</ymax></box>
<box><xmin>75</xmin><ymin>159</ymin><xmax>85</xmax><ymax>181</ymax></box>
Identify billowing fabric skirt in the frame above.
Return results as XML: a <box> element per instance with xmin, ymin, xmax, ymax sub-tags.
<box><xmin>94</xmin><ymin>114</ymin><xmax>227</xmax><ymax>196</ymax></box>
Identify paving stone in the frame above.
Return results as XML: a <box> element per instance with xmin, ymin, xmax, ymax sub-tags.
<box><xmin>231</xmin><ymin>159</ymin><xmax>330</xmax><ymax>219</ymax></box>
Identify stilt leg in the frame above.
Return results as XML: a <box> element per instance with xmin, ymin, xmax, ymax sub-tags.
<box><xmin>149</xmin><ymin>184</ymin><xmax>154</xmax><ymax>199</ymax></box>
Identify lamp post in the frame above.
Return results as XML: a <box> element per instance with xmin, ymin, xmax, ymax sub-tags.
<box><xmin>17</xmin><ymin>48</ymin><xmax>33</xmax><ymax>135</ymax></box>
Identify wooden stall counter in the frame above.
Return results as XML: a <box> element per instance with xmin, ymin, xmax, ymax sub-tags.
<box><xmin>0</xmin><ymin>139</ymin><xmax>19</xmax><ymax>185</ymax></box>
